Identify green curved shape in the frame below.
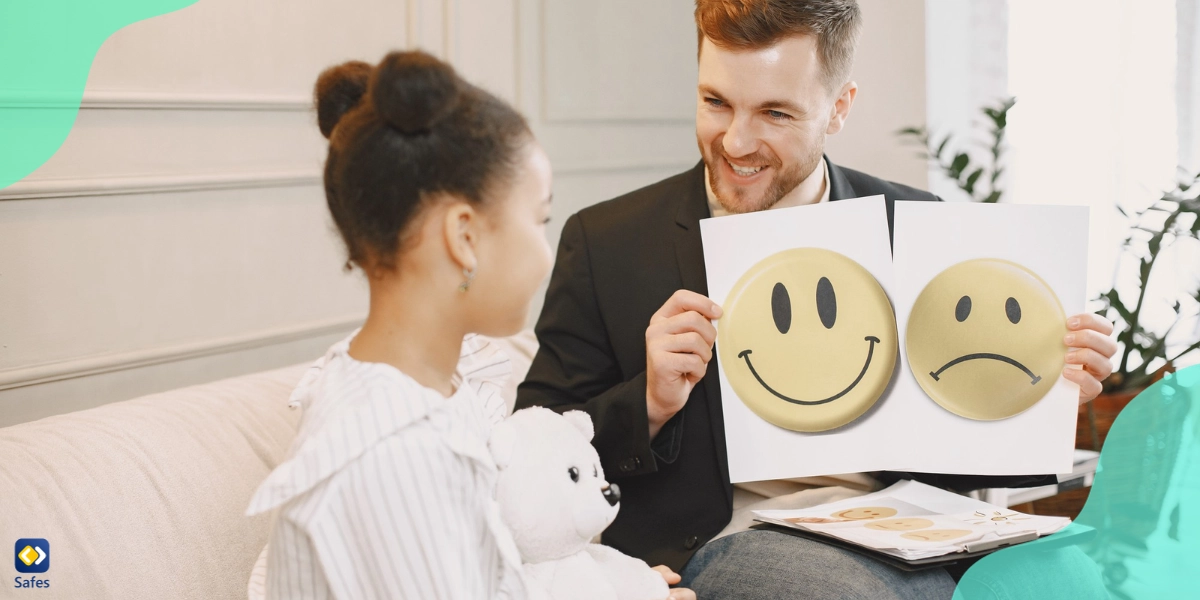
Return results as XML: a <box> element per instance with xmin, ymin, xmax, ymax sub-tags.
<box><xmin>0</xmin><ymin>0</ymin><xmax>198</xmax><ymax>190</ymax></box>
<box><xmin>955</xmin><ymin>364</ymin><xmax>1200</xmax><ymax>599</ymax></box>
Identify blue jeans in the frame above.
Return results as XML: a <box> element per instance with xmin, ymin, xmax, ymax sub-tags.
<box><xmin>679</xmin><ymin>530</ymin><xmax>1108</xmax><ymax>600</ymax></box>
<box><xmin>680</xmin><ymin>530</ymin><xmax>955</xmax><ymax>599</ymax></box>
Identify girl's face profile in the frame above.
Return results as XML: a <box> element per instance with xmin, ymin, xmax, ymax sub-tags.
<box><xmin>471</xmin><ymin>140</ymin><xmax>554</xmax><ymax>336</ymax></box>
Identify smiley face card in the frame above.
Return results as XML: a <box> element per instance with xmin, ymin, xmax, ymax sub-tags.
<box><xmin>701</xmin><ymin>198</ymin><xmax>1087</xmax><ymax>481</ymax></box>
<box><xmin>701</xmin><ymin>196</ymin><xmax>902</xmax><ymax>482</ymax></box>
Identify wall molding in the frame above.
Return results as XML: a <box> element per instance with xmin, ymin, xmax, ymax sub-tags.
<box><xmin>553</xmin><ymin>158</ymin><xmax>697</xmax><ymax>175</ymax></box>
<box><xmin>0</xmin><ymin>170</ymin><xmax>321</xmax><ymax>201</ymax></box>
<box><xmin>0</xmin><ymin>91</ymin><xmax>311</xmax><ymax>111</ymax></box>
<box><xmin>535</xmin><ymin>0</ymin><xmax>694</xmax><ymax>126</ymax></box>
<box><xmin>0</xmin><ymin>315</ymin><xmax>364</xmax><ymax>392</ymax></box>
<box><xmin>84</xmin><ymin>91</ymin><xmax>312</xmax><ymax>111</ymax></box>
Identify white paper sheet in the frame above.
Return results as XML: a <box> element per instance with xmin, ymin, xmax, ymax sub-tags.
<box><xmin>890</xmin><ymin>202</ymin><xmax>1087</xmax><ymax>475</ymax></box>
<box><xmin>701</xmin><ymin>199</ymin><xmax>1087</xmax><ymax>482</ymax></box>
<box><xmin>701</xmin><ymin>196</ymin><xmax>900</xmax><ymax>482</ymax></box>
<box><xmin>754</xmin><ymin>481</ymin><xmax>1070</xmax><ymax>560</ymax></box>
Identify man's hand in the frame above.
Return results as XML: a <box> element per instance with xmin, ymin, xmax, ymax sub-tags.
<box><xmin>651</xmin><ymin>566</ymin><xmax>697</xmax><ymax>600</ymax></box>
<box><xmin>1064</xmin><ymin>313</ymin><xmax>1117</xmax><ymax>404</ymax></box>
<box><xmin>646</xmin><ymin>290</ymin><xmax>723</xmax><ymax>439</ymax></box>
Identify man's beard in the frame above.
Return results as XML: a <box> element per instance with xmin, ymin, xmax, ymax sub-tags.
<box><xmin>700</xmin><ymin>135</ymin><xmax>824</xmax><ymax>214</ymax></box>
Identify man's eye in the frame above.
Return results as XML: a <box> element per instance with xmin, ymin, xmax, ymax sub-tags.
<box><xmin>705</xmin><ymin>97</ymin><xmax>724</xmax><ymax>107</ymax></box>
<box><xmin>767</xmin><ymin>110</ymin><xmax>790</xmax><ymax>120</ymax></box>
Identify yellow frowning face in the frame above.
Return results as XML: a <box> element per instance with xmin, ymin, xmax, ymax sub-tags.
<box><xmin>865</xmin><ymin>518</ymin><xmax>934</xmax><ymax>531</ymax></box>
<box><xmin>718</xmin><ymin>249</ymin><xmax>898</xmax><ymax>432</ymax></box>
<box><xmin>901</xmin><ymin>529</ymin><xmax>973</xmax><ymax>543</ymax></box>
<box><xmin>906</xmin><ymin>259</ymin><xmax>1066</xmax><ymax>420</ymax></box>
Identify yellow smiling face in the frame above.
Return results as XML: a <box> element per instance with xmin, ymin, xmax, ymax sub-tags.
<box><xmin>906</xmin><ymin>259</ymin><xmax>1066</xmax><ymax>420</ymax></box>
<box><xmin>718</xmin><ymin>248</ymin><xmax>898</xmax><ymax>433</ymax></box>
<box><xmin>830</xmin><ymin>506</ymin><xmax>899</xmax><ymax>521</ymax></box>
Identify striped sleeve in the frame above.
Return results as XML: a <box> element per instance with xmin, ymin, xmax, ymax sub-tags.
<box><xmin>294</xmin><ymin>428</ymin><xmax>507</xmax><ymax>600</ymax></box>
<box><xmin>458</xmin><ymin>334</ymin><xmax>513</xmax><ymax>424</ymax></box>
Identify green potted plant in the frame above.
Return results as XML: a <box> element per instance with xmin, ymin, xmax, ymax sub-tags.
<box><xmin>900</xmin><ymin>99</ymin><xmax>1199</xmax><ymax>450</ymax></box>
<box><xmin>898</xmin><ymin>97</ymin><xmax>1015</xmax><ymax>203</ymax></box>
<box><xmin>1086</xmin><ymin>173</ymin><xmax>1200</xmax><ymax>449</ymax></box>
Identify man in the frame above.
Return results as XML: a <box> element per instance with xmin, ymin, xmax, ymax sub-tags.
<box><xmin>516</xmin><ymin>0</ymin><xmax>1116</xmax><ymax>596</ymax></box>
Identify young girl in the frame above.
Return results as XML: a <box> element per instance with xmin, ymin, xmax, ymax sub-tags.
<box><xmin>244</xmin><ymin>51</ymin><xmax>554</xmax><ymax>598</ymax></box>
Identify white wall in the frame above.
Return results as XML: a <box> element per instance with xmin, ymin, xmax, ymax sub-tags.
<box><xmin>0</xmin><ymin>0</ymin><xmax>929</xmax><ymax>427</ymax></box>
<box><xmin>826</xmin><ymin>0</ymin><xmax>928</xmax><ymax>189</ymax></box>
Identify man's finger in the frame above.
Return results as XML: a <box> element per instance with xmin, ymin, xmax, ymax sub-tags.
<box><xmin>1066</xmin><ymin>348</ymin><xmax>1113</xmax><ymax>380</ymax></box>
<box><xmin>661</xmin><ymin>311</ymin><xmax>718</xmax><ymax>345</ymax></box>
<box><xmin>1068</xmin><ymin>313</ymin><xmax>1115</xmax><ymax>336</ymax></box>
<box><xmin>654</xmin><ymin>289</ymin><xmax>723</xmax><ymax>321</ymax></box>
<box><xmin>651</xmin><ymin>565</ymin><xmax>682</xmax><ymax>585</ymax></box>
<box><xmin>660</xmin><ymin>331</ymin><xmax>713</xmax><ymax>363</ymax></box>
<box><xmin>1064</xmin><ymin>366</ymin><xmax>1103</xmax><ymax>404</ymax></box>
<box><xmin>1064</xmin><ymin>328</ymin><xmax>1118</xmax><ymax>358</ymax></box>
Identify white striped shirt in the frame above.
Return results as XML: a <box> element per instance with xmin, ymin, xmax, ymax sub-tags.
<box><xmin>246</xmin><ymin>332</ymin><xmax>528</xmax><ymax>600</ymax></box>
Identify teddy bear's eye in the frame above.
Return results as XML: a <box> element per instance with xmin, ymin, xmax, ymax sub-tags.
<box><xmin>593</xmin><ymin>465</ymin><xmax>598</xmax><ymax>478</ymax></box>
<box><xmin>568</xmin><ymin>467</ymin><xmax>580</xmax><ymax>482</ymax></box>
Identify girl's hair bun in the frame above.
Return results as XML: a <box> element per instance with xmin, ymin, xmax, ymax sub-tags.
<box><xmin>370</xmin><ymin>50</ymin><xmax>461</xmax><ymax>134</ymax></box>
<box><xmin>314</xmin><ymin>61</ymin><xmax>372</xmax><ymax>139</ymax></box>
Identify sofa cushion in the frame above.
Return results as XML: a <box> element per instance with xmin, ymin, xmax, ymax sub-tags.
<box><xmin>0</xmin><ymin>364</ymin><xmax>304</xmax><ymax>600</ymax></box>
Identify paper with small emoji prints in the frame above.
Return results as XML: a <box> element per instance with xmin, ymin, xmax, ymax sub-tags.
<box><xmin>754</xmin><ymin>481</ymin><xmax>1070</xmax><ymax>560</ymax></box>
<box><xmin>701</xmin><ymin>198</ymin><xmax>1086</xmax><ymax>482</ymax></box>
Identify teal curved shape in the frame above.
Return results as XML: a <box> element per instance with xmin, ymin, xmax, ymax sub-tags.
<box><xmin>955</xmin><ymin>364</ymin><xmax>1200</xmax><ymax>599</ymax></box>
<box><xmin>0</xmin><ymin>0</ymin><xmax>199</xmax><ymax>190</ymax></box>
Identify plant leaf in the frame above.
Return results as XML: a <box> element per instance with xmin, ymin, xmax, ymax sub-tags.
<box><xmin>934</xmin><ymin>135</ymin><xmax>951</xmax><ymax>159</ymax></box>
<box><xmin>949</xmin><ymin>153</ymin><xmax>969</xmax><ymax>178</ymax></box>
<box><xmin>964</xmin><ymin>168</ymin><xmax>984</xmax><ymax>194</ymax></box>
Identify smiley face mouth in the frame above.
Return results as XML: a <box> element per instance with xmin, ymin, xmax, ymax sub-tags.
<box><xmin>737</xmin><ymin>336</ymin><xmax>879</xmax><ymax>406</ymax></box>
<box><xmin>930</xmin><ymin>353</ymin><xmax>1041</xmax><ymax>385</ymax></box>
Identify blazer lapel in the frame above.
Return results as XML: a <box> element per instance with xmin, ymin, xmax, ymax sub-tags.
<box><xmin>672</xmin><ymin>161</ymin><xmax>733</xmax><ymax>503</ymax></box>
<box><xmin>827</xmin><ymin>156</ymin><xmax>901</xmax><ymax>248</ymax></box>
<box><xmin>825</xmin><ymin>155</ymin><xmax>858</xmax><ymax>201</ymax></box>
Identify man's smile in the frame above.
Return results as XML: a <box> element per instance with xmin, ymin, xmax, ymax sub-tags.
<box><xmin>737</xmin><ymin>336</ymin><xmax>880</xmax><ymax>406</ymax></box>
<box><xmin>929</xmin><ymin>353</ymin><xmax>1041</xmax><ymax>385</ymax></box>
<box><xmin>725</xmin><ymin>156</ymin><xmax>767</xmax><ymax>178</ymax></box>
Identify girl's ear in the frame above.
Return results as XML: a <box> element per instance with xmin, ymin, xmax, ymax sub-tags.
<box><xmin>442</xmin><ymin>199</ymin><xmax>479</xmax><ymax>272</ymax></box>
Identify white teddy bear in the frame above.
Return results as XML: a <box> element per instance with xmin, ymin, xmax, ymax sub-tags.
<box><xmin>489</xmin><ymin>407</ymin><xmax>671</xmax><ymax>600</ymax></box>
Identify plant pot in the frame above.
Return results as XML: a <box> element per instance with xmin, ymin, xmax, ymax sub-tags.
<box><xmin>1075</xmin><ymin>363</ymin><xmax>1174</xmax><ymax>451</ymax></box>
<box><xmin>1075</xmin><ymin>389</ymin><xmax>1139</xmax><ymax>451</ymax></box>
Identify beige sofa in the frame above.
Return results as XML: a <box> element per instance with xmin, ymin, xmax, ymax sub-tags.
<box><xmin>0</xmin><ymin>332</ymin><xmax>537</xmax><ymax>600</ymax></box>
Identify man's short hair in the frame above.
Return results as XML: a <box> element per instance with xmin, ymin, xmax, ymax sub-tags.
<box><xmin>695</xmin><ymin>0</ymin><xmax>863</xmax><ymax>90</ymax></box>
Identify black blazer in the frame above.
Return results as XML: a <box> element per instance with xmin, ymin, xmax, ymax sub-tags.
<box><xmin>515</xmin><ymin>159</ymin><xmax>1053</xmax><ymax>570</ymax></box>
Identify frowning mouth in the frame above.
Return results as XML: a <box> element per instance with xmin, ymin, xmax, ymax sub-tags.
<box><xmin>738</xmin><ymin>336</ymin><xmax>880</xmax><ymax>406</ymax></box>
<box><xmin>930</xmin><ymin>354</ymin><xmax>1041</xmax><ymax>385</ymax></box>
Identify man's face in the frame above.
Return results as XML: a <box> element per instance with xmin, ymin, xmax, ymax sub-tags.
<box><xmin>696</xmin><ymin>35</ymin><xmax>849</xmax><ymax>214</ymax></box>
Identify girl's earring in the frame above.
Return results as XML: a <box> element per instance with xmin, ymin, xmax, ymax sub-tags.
<box><xmin>458</xmin><ymin>266</ymin><xmax>476</xmax><ymax>293</ymax></box>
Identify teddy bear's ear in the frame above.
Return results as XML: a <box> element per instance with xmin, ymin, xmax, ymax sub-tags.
<box><xmin>489</xmin><ymin>420</ymin><xmax>516</xmax><ymax>470</ymax></box>
<box><xmin>561</xmin><ymin>410</ymin><xmax>595</xmax><ymax>442</ymax></box>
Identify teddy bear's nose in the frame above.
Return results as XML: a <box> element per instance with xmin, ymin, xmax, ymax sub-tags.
<box><xmin>602</xmin><ymin>483</ymin><xmax>621</xmax><ymax>506</ymax></box>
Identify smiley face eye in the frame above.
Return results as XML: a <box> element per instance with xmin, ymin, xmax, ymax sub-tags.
<box><xmin>816</xmin><ymin>277</ymin><xmax>836</xmax><ymax>329</ymax></box>
<box><xmin>955</xmin><ymin>296</ymin><xmax>972</xmax><ymax>322</ymax></box>
<box><xmin>568</xmin><ymin>467</ymin><xmax>580</xmax><ymax>482</ymax></box>
<box><xmin>771</xmin><ymin>282</ymin><xmax>791</xmax><ymax>334</ymax></box>
<box><xmin>1006</xmin><ymin>297</ymin><xmax>1022</xmax><ymax>324</ymax></box>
